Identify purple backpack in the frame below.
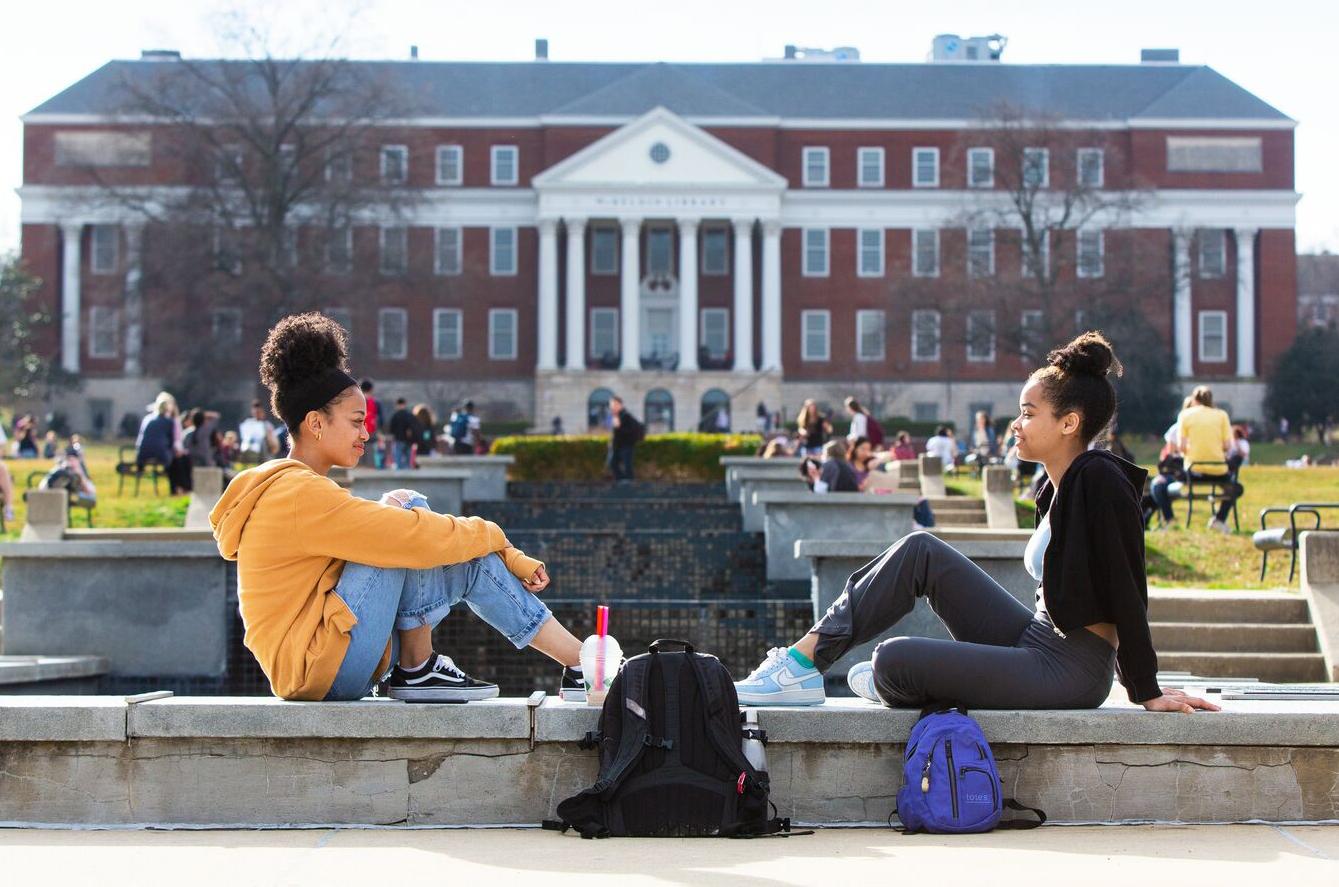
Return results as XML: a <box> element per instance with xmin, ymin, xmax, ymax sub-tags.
<box><xmin>894</xmin><ymin>707</ymin><xmax>1045</xmax><ymax>834</ymax></box>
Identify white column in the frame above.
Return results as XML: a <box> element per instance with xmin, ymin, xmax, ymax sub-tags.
<box><xmin>619</xmin><ymin>218</ymin><xmax>641</xmax><ymax>372</ymax></box>
<box><xmin>123</xmin><ymin>223</ymin><xmax>144</xmax><ymax>376</ymax></box>
<box><xmin>732</xmin><ymin>219</ymin><xmax>754</xmax><ymax>373</ymax></box>
<box><xmin>1235</xmin><ymin>226</ymin><xmax>1258</xmax><ymax>378</ymax></box>
<box><xmin>761</xmin><ymin>220</ymin><xmax>782</xmax><ymax>372</ymax></box>
<box><xmin>564</xmin><ymin>218</ymin><xmax>586</xmax><ymax>371</ymax></box>
<box><xmin>59</xmin><ymin>222</ymin><xmax>82</xmax><ymax>375</ymax></box>
<box><xmin>1172</xmin><ymin>229</ymin><xmax>1193</xmax><ymax>379</ymax></box>
<box><xmin>537</xmin><ymin>219</ymin><xmax>559</xmax><ymax>371</ymax></box>
<box><xmin>677</xmin><ymin>218</ymin><xmax>699</xmax><ymax>373</ymax></box>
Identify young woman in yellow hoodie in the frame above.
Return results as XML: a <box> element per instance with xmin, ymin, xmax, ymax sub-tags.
<box><xmin>211</xmin><ymin>313</ymin><xmax>585</xmax><ymax>702</ymax></box>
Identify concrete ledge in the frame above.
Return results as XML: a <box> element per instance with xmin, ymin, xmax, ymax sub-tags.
<box><xmin>0</xmin><ymin>656</ymin><xmax>109</xmax><ymax>686</ymax></box>
<box><xmin>0</xmin><ymin>696</ymin><xmax>129</xmax><ymax>742</ymax></box>
<box><xmin>344</xmin><ymin>468</ymin><xmax>471</xmax><ymax>515</ymax></box>
<box><xmin>754</xmin><ymin>491</ymin><xmax>919</xmax><ymax>581</ymax></box>
<box><xmin>722</xmin><ymin>458</ymin><xmax>802</xmax><ymax>502</ymax></box>
<box><xmin>1301</xmin><ymin>531</ymin><xmax>1339</xmax><ymax>682</ymax></box>
<box><xmin>417</xmin><ymin>455</ymin><xmax>515</xmax><ymax>501</ymax></box>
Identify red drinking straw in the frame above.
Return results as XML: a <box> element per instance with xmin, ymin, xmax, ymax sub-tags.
<box><xmin>594</xmin><ymin>605</ymin><xmax>610</xmax><ymax>692</ymax></box>
<box><xmin>596</xmin><ymin>605</ymin><xmax>609</xmax><ymax>638</ymax></box>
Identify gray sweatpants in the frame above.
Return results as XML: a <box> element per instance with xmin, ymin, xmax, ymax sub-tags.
<box><xmin>812</xmin><ymin>531</ymin><xmax>1116</xmax><ymax>709</ymax></box>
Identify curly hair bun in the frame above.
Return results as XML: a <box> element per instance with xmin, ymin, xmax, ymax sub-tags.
<box><xmin>258</xmin><ymin>313</ymin><xmax>350</xmax><ymax>396</ymax></box>
<box><xmin>1046</xmin><ymin>331</ymin><xmax>1123</xmax><ymax>380</ymax></box>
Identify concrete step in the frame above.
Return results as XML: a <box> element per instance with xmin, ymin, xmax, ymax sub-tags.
<box><xmin>1156</xmin><ymin>652</ymin><xmax>1328</xmax><ymax>683</ymax></box>
<box><xmin>466</xmin><ymin>498</ymin><xmax>742</xmax><ymax>531</ymax></box>
<box><xmin>926</xmin><ymin>497</ymin><xmax>985</xmax><ymax>511</ymax></box>
<box><xmin>1150</xmin><ymin>622</ymin><xmax>1320</xmax><ymax>653</ymax></box>
<box><xmin>1147</xmin><ymin>591</ymin><xmax>1311</xmax><ymax>624</ymax></box>
<box><xmin>507</xmin><ymin>481</ymin><xmax>727</xmax><ymax>500</ymax></box>
<box><xmin>935</xmin><ymin>512</ymin><xmax>989</xmax><ymax>527</ymax></box>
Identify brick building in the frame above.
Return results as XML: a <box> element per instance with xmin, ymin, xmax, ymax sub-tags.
<box><xmin>18</xmin><ymin>44</ymin><xmax>1298</xmax><ymax>433</ymax></box>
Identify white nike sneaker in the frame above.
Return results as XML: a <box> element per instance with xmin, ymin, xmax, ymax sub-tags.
<box><xmin>846</xmin><ymin>661</ymin><xmax>882</xmax><ymax>704</ymax></box>
<box><xmin>734</xmin><ymin>647</ymin><xmax>825</xmax><ymax>706</ymax></box>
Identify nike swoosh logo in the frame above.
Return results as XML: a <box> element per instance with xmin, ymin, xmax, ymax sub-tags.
<box><xmin>774</xmin><ymin>668</ymin><xmax>815</xmax><ymax>688</ymax></box>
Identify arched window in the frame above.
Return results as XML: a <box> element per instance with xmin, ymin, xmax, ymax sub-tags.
<box><xmin>645</xmin><ymin>388</ymin><xmax>675</xmax><ymax>432</ymax></box>
<box><xmin>587</xmin><ymin>388</ymin><xmax>613</xmax><ymax>430</ymax></box>
<box><xmin>700</xmin><ymin>388</ymin><xmax>731</xmax><ymax>433</ymax></box>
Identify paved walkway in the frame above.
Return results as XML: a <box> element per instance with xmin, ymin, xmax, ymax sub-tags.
<box><xmin>3</xmin><ymin>825</ymin><xmax>1337</xmax><ymax>885</ymax></box>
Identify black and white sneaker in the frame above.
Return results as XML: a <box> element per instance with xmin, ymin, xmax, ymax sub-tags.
<box><xmin>559</xmin><ymin>666</ymin><xmax>586</xmax><ymax>703</ymax></box>
<box><xmin>387</xmin><ymin>653</ymin><xmax>499</xmax><ymax>703</ymax></box>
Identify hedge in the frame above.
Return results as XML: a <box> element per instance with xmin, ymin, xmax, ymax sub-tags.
<box><xmin>491</xmin><ymin>432</ymin><xmax>763</xmax><ymax>482</ymax></box>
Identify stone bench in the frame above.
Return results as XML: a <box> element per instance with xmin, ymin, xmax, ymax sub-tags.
<box><xmin>335</xmin><ymin>467</ymin><xmax>473</xmax><ymax>515</ymax></box>
<box><xmin>796</xmin><ymin>530</ymin><xmax>1034</xmax><ymax>685</ymax></box>
<box><xmin>416</xmin><ymin>455</ymin><xmax>516</xmax><ymax>502</ymax></box>
<box><xmin>0</xmin><ymin>655</ymin><xmax>109</xmax><ymax>694</ymax></box>
<box><xmin>1</xmin><ymin>693</ymin><xmax>1336</xmax><ymax>826</ymax></box>
<box><xmin>1302</xmin><ymin>531</ymin><xmax>1339</xmax><ymax>682</ymax></box>
<box><xmin>719</xmin><ymin>456</ymin><xmax>801</xmax><ymax>503</ymax></box>
<box><xmin>733</xmin><ymin>466</ymin><xmax>804</xmax><ymax>532</ymax></box>
<box><xmin>753</xmin><ymin>490</ymin><xmax>920</xmax><ymax>581</ymax></box>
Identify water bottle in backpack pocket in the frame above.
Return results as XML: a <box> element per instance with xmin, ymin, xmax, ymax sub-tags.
<box><xmin>893</xmin><ymin>706</ymin><xmax>1045</xmax><ymax>834</ymax></box>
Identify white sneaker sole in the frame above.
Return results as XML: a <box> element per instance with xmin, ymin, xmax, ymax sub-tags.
<box><xmin>735</xmin><ymin>685</ymin><xmax>825</xmax><ymax>706</ymax></box>
<box><xmin>847</xmin><ymin>670</ymin><xmax>882</xmax><ymax>704</ymax></box>
<box><xmin>388</xmin><ymin>684</ymin><xmax>500</xmax><ymax>703</ymax></box>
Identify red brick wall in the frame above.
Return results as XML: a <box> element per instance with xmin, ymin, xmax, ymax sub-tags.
<box><xmin>1258</xmin><ymin>228</ymin><xmax>1297</xmax><ymax>376</ymax></box>
<box><xmin>1129</xmin><ymin>129</ymin><xmax>1294</xmax><ymax>190</ymax></box>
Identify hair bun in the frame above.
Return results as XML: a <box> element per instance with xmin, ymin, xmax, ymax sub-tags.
<box><xmin>258</xmin><ymin>313</ymin><xmax>350</xmax><ymax>395</ymax></box>
<box><xmin>1046</xmin><ymin>331</ymin><xmax>1122</xmax><ymax>380</ymax></box>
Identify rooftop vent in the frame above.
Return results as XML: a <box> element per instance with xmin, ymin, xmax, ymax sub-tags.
<box><xmin>1140</xmin><ymin>48</ymin><xmax>1180</xmax><ymax>63</ymax></box>
<box><xmin>140</xmin><ymin>49</ymin><xmax>182</xmax><ymax>61</ymax></box>
<box><xmin>535</xmin><ymin>38</ymin><xmax>549</xmax><ymax>61</ymax></box>
<box><xmin>410</xmin><ymin>45</ymin><xmax>419</xmax><ymax>60</ymax></box>
<box><xmin>930</xmin><ymin>34</ymin><xmax>1006</xmax><ymax>62</ymax></box>
<box><xmin>777</xmin><ymin>45</ymin><xmax>860</xmax><ymax>63</ymax></box>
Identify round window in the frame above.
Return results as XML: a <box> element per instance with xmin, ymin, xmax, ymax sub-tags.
<box><xmin>649</xmin><ymin>142</ymin><xmax>671</xmax><ymax>164</ymax></box>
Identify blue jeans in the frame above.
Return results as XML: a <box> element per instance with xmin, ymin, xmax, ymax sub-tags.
<box><xmin>1150</xmin><ymin>474</ymin><xmax>1175</xmax><ymax>522</ymax></box>
<box><xmin>392</xmin><ymin>440</ymin><xmax>412</xmax><ymax>470</ymax></box>
<box><xmin>323</xmin><ymin>494</ymin><xmax>552</xmax><ymax>701</ymax></box>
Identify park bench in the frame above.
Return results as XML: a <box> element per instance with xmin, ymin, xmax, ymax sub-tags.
<box><xmin>1177</xmin><ymin>460</ymin><xmax>1241</xmax><ymax>530</ymax></box>
<box><xmin>114</xmin><ymin>444</ymin><xmax>164</xmax><ymax>496</ymax></box>
<box><xmin>24</xmin><ymin>470</ymin><xmax>94</xmax><ymax>528</ymax></box>
<box><xmin>1254</xmin><ymin>502</ymin><xmax>1339</xmax><ymax>581</ymax></box>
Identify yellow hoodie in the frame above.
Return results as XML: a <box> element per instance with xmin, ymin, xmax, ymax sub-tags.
<box><xmin>210</xmin><ymin>459</ymin><xmax>543</xmax><ymax>701</ymax></box>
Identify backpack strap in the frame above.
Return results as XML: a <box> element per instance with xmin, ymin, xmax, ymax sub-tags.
<box><xmin>995</xmin><ymin>799</ymin><xmax>1047</xmax><ymax>830</ymax></box>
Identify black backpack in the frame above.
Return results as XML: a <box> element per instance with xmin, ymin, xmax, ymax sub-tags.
<box><xmin>544</xmin><ymin>639</ymin><xmax>792</xmax><ymax>839</ymax></box>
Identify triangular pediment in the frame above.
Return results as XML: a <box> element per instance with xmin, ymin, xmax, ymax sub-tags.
<box><xmin>533</xmin><ymin>107</ymin><xmax>787</xmax><ymax>191</ymax></box>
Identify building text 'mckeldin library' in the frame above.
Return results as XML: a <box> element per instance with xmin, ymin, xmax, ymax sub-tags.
<box><xmin>18</xmin><ymin>36</ymin><xmax>1298</xmax><ymax>433</ymax></box>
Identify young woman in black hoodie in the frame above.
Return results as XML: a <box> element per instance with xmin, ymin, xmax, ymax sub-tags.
<box><xmin>735</xmin><ymin>332</ymin><xmax>1220</xmax><ymax>714</ymax></box>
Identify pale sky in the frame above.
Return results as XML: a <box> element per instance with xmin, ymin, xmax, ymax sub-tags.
<box><xmin>4</xmin><ymin>0</ymin><xmax>1337</xmax><ymax>256</ymax></box>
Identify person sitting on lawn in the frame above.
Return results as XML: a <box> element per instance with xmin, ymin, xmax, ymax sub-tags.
<box><xmin>210</xmin><ymin>313</ymin><xmax>587</xmax><ymax>703</ymax></box>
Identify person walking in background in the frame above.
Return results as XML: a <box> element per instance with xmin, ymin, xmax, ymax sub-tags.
<box><xmin>1228</xmin><ymin>425</ymin><xmax>1251</xmax><ymax>470</ymax></box>
<box><xmin>756</xmin><ymin>402</ymin><xmax>771</xmax><ymax>434</ymax></box>
<box><xmin>239</xmin><ymin>400</ymin><xmax>279</xmax><ymax>462</ymax></box>
<box><xmin>608</xmin><ymin>395</ymin><xmax>643</xmax><ymax>482</ymax></box>
<box><xmin>184</xmin><ymin>408</ymin><xmax>222</xmax><ymax>474</ymax></box>
<box><xmin>1177</xmin><ymin>385</ymin><xmax>1241</xmax><ymax>534</ymax></box>
<box><xmin>447</xmin><ymin>401</ymin><xmax>480</xmax><ymax>455</ymax></box>
<box><xmin>388</xmin><ymin>398</ymin><xmax>417</xmax><ymax>470</ymax></box>
<box><xmin>360</xmin><ymin>379</ymin><xmax>382</xmax><ymax>467</ymax></box>
<box><xmin>412</xmin><ymin>404</ymin><xmax>437</xmax><ymax>463</ymax></box>
<box><xmin>924</xmin><ymin>425</ymin><xmax>957</xmax><ymax>471</ymax></box>
<box><xmin>796</xmin><ymin>400</ymin><xmax>830</xmax><ymax>456</ymax></box>
<box><xmin>971</xmin><ymin>410</ymin><xmax>998</xmax><ymax>461</ymax></box>
<box><xmin>845</xmin><ymin>397</ymin><xmax>868</xmax><ymax>442</ymax></box>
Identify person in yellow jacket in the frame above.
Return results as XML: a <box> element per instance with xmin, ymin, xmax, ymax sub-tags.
<box><xmin>211</xmin><ymin>313</ymin><xmax>586</xmax><ymax>702</ymax></box>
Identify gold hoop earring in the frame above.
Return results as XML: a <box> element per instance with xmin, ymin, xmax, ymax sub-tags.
<box><xmin>315</xmin><ymin>432</ymin><xmax>322</xmax><ymax>441</ymax></box>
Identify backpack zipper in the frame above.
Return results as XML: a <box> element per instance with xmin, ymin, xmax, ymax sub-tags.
<box><xmin>920</xmin><ymin>738</ymin><xmax>939</xmax><ymax>793</ymax></box>
<box><xmin>946</xmin><ymin>740</ymin><xmax>959</xmax><ymax>819</ymax></box>
<box><xmin>959</xmin><ymin>766</ymin><xmax>999</xmax><ymax>808</ymax></box>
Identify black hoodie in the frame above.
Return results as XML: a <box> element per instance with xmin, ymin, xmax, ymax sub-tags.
<box><xmin>1035</xmin><ymin>449</ymin><xmax>1159</xmax><ymax>704</ymax></box>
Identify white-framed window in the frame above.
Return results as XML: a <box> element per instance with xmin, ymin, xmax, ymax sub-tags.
<box><xmin>212</xmin><ymin>227</ymin><xmax>242</xmax><ymax>276</ymax></box>
<box><xmin>1074</xmin><ymin>308</ymin><xmax>1088</xmax><ymax>334</ymax></box>
<box><xmin>913</xmin><ymin>402</ymin><xmax>939</xmax><ymax>422</ymax></box>
<box><xmin>323</xmin><ymin>306</ymin><xmax>352</xmax><ymax>334</ymax></box>
<box><xmin>490</xmin><ymin>226</ymin><xmax>517</xmax><ymax>276</ymax></box>
<box><xmin>1020</xmin><ymin>309</ymin><xmax>1045</xmax><ymax>360</ymax></box>
<box><xmin>88</xmin><ymin>306</ymin><xmax>119</xmax><ymax>358</ymax></box>
<box><xmin>1021</xmin><ymin>229</ymin><xmax>1050</xmax><ymax>278</ymax></box>
<box><xmin>435</xmin><ymin>145</ymin><xmax>463</xmax><ymax>186</ymax></box>
<box><xmin>857</xmin><ymin>147</ymin><xmax>884</xmax><ymax>187</ymax></box>
<box><xmin>701</xmin><ymin>225</ymin><xmax>729</xmax><ymax>275</ymax></box>
<box><xmin>700</xmin><ymin>308</ymin><xmax>729</xmax><ymax>360</ymax></box>
<box><xmin>216</xmin><ymin>143</ymin><xmax>243</xmax><ymax>182</ymax></box>
<box><xmin>856</xmin><ymin>309</ymin><xmax>886</xmax><ymax>361</ymax></box>
<box><xmin>913</xmin><ymin>147</ymin><xmax>940</xmax><ymax>187</ymax></box>
<box><xmin>378</xmin><ymin>308</ymin><xmax>408</xmax><ymax>360</ymax></box>
<box><xmin>433</xmin><ymin>308</ymin><xmax>462</xmax><ymax>359</ymax></box>
<box><xmin>324</xmin><ymin>227</ymin><xmax>352</xmax><ymax>275</ymax></box>
<box><xmin>90</xmin><ymin>224</ymin><xmax>118</xmax><ymax>274</ymax></box>
<box><xmin>645</xmin><ymin>225</ymin><xmax>673</xmax><ymax>275</ymax></box>
<box><xmin>911</xmin><ymin>309</ymin><xmax>941</xmax><ymax>362</ymax></box>
<box><xmin>380</xmin><ymin>145</ymin><xmax>408</xmax><ymax>185</ymax></box>
<box><xmin>802</xmin><ymin>147</ymin><xmax>830</xmax><ymax>187</ymax></box>
<box><xmin>913</xmin><ymin>229</ymin><xmax>940</xmax><ymax>277</ymax></box>
<box><xmin>434</xmin><ymin>227</ymin><xmax>462</xmax><ymax>275</ymax></box>
<box><xmin>1199</xmin><ymin>310</ymin><xmax>1228</xmax><ymax>363</ymax></box>
<box><xmin>491</xmin><ymin>145</ymin><xmax>519</xmax><ymax>186</ymax></box>
<box><xmin>1076</xmin><ymin>228</ymin><xmax>1105</xmax><ymax>278</ymax></box>
<box><xmin>1198</xmin><ymin>228</ymin><xmax>1227</xmax><ymax>279</ymax></box>
<box><xmin>324</xmin><ymin>147</ymin><xmax>352</xmax><ymax>183</ymax></box>
<box><xmin>489</xmin><ymin>308</ymin><xmax>518</xmax><ymax>360</ymax></box>
<box><xmin>278</xmin><ymin>143</ymin><xmax>297</xmax><ymax>176</ymax></box>
<box><xmin>1077</xmin><ymin>148</ymin><xmax>1104</xmax><ymax>188</ymax></box>
<box><xmin>1167</xmin><ymin>137</ymin><xmax>1262</xmax><ymax>173</ymax></box>
<box><xmin>967</xmin><ymin>310</ymin><xmax>996</xmax><ymax>363</ymax></box>
<box><xmin>1022</xmin><ymin>147</ymin><xmax>1049</xmax><ymax>188</ymax></box>
<box><xmin>967</xmin><ymin>147</ymin><xmax>994</xmax><ymax>188</ymax></box>
<box><xmin>801</xmin><ymin>310</ymin><xmax>830</xmax><ymax>361</ymax></box>
<box><xmin>857</xmin><ymin>228</ymin><xmax>884</xmax><ymax>277</ymax></box>
<box><xmin>211</xmin><ymin>308</ymin><xmax>242</xmax><ymax>346</ymax></box>
<box><xmin>802</xmin><ymin>228</ymin><xmax>829</xmax><ymax>277</ymax></box>
<box><xmin>590</xmin><ymin>307</ymin><xmax>619</xmax><ymax>359</ymax></box>
<box><xmin>590</xmin><ymin>225</ymin><xmax>618</xmax><ymax>275</ymax></box>
<box><xmin>379</xmin><ymin>226</ymin><xmax>407</xmax><ymax>276</ymax></box>
<box><xmin>968</xmin><ymin>227</ymin><xmax>995</xmax><ymax>278</ymax></box>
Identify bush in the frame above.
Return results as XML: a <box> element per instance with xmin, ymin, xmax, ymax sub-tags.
<box><xmin>491</xmin><ymin>432</ymin><xmax>763</xmax><ymax>481</ymax></box>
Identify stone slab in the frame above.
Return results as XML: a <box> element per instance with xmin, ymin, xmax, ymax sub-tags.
<box><xmin>0</xmin><ymin>696</ymin><xmax>127</xmax><ymax>742</ymax></box>
<box><xmin>0</xmin><ymin>656</ymin><xmax>109</xmax><ymax>686</ymax></box>
<box><xmin>919</xmin><ymin>454</ymin><xmax>946</xmax><ymax>497</ymax></box>
<box><xmin>418</xmin><ymin>455</ymin><xmax>515</xmax><ymax>501</ymax></box>
<box><xmin>753</xmin><ymin>491</ymin><xmax>919</xmax><ymax>581</ymax></box>
<box><xmin>722</xmin><ymin>459</ymin><xmax>802</xmax><ymax>501</ymax></box>
<box><xmin>129</xmin><ymin>696</ymin><xmax>532</xmax><ymax>740</ymax></box>
<box><xmin>18</xmin><ymin>490</ymin><xmax>65</xmax><ymax>541</ymax></box>
<box><xmin>738</xmin><ymin>476</ymin><xmax>803</xmax><ymax>532</ymax></box>
<box><xmin>983</xmin><ymin>465</ymin><xmax>1019</xmax><ymax>528</ymax></box>
<box><xmin>346</xmin><ymin>468</ymin><xmax>469</xmax><ymax>515</ymax></box>
<box><xmin>1301</xmin><ymin>532</ymin><xmax>1339</xmax><ymax>682</ymax></box>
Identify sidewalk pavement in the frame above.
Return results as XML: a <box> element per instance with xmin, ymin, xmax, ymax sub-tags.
<box><xmin>2</xmin><ymin>824</ymin><xmax>1337</xmax><ymax>886</ymax></box>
